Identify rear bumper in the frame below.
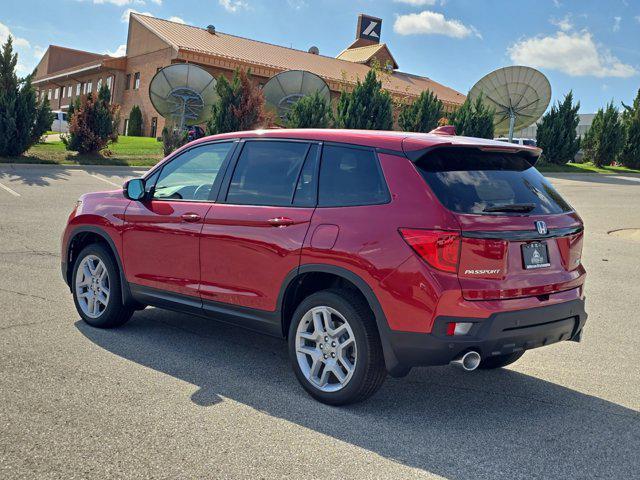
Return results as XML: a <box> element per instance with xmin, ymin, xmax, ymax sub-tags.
<box><xmin>385</xmin><ymin>298</ymin><xmax>587</xmax><ymax>371</ymax></box>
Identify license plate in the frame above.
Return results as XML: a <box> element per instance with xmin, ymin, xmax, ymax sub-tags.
<box><xmin>522</xmin><ymin>242</ymin><xmax>551</xmax><ymax>269</ymax></box>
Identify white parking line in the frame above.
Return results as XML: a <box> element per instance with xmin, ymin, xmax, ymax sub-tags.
<box><xmin>615</xmin><ymin>176</ymin><xmax>640</xmax><ymax>183</ymax></box>
<box><xmin>88</xmin><ymin>174</ymin><xmax>121</xmax><ymax>187</ymax></box>
<box><xmin>0</xmin><ymin>181</ymin><xmax>20</xmax><ymax>197</ymax></box>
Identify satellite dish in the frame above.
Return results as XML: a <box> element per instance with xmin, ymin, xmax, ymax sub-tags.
<box><xmin>469</xmin><ymin>66</ymin><xmax>551</xmax><ymax>141</ymax></box>
<box><xmin>262</xmin><ymin>70</ymin><xmax>331</xmax><ymax>122</ymax></box>
<box><xmin>149</xmin><ymin>63</ymin><xmax>218</xmax><ymax>128</ymax></box>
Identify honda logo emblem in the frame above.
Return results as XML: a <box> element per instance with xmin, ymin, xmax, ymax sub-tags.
<box><xmin>535</xmin><ymin>221</ymin><xmax>548</xmax><ymax>235</ymax></box>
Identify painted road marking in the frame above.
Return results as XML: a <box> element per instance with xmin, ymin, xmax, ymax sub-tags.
<box><xmin>88</xmin><ymin>174</ymin><xmax>121</xmax><ymax>187</ymax></box>
<box><xmin>615</xmin><ymin>176</ymin><xmax>640</xmax><ymax>183</ymax></box>
<box><xmin>0</xmin><ymin>181</ymin><xmax>20</xmax><ymax>197</ymax></box>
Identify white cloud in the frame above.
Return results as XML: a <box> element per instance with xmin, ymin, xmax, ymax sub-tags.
<box><xmin>636</xmin><ymin>15</ymin><xmax>640</xmax><ymax>24</ymax></box>
<box><xmin>613</xmin><ymin>16</ymin><xmax>621</xmax><ymax>32</ymax></box>
<box><xmin>106</xmin><ymin>44</ymin><xmax>127</xmax><ymax>56</ymax></box>
<box><xmin>551</xmin><ymin>15</ymin><xmax>573</xmax><ymax>32</ymax></box>
<box><xmin>168</xmin><ymin>16</ymin><xmax>187</xmax><ymax>24</ymax></box>
<box><xmin>218</xmin><ymin>0</ymin><xmax>249</xmax><ymax>13</ymax></box>
<box><xmin>33</xmin><ymin>45</ymin><xmax>46</xmax><ymax>59</ymax></box>
<box><xmin>121</xmin><ymin>8</ymin><xmax>153</xmax><ymax>22</ymax></box>
<box><xmin>393</xmin><ymin>10</ymin><xmax>477</xmax><ymax>38</ymax></box>
<box><xmin>508</xmin><ymin>30</ymin><xmax>637</xmax><ymax>78</ymax></box>
<box><xmin>0</xmin><ymin>22</ymin><xmax>30</xmax><ymax>48</ymax></box>
<box><xmin>286</xmin><ymin>0</ymin><xmax>307</xmax><ymax>9</ymax></box>
<box><xmin>150</xmin><ymin>0</ymin><xmax>162</xmax><ymax>4</ymax></box>
<box><xmin>393</xmin><ymin>0</ymin><xmax>437</xmax><ymax>5</ymax></box>
<box><xmin>93</xmin><ymin>0</ymin><xmax>145</xmax><ymax>6</ymax></box>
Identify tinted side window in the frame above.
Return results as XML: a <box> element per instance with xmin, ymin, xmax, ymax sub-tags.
<box><xmin>227</xmin><ymin>141</ymin><xmax>310</xmax><ymax>206</ymax></box>
<box><xmin>318</xmin><ymin>145</ymin><xmax>389</xmax><ymax>207</ymax></box>
<box><xmin>153</xmin><ymin>142</ymin><xmax>232</xmax><ymax>201</ymax></box>
<box><xmin>293</xmin><ymin>144</ymin><xmax>319</xmax><ymax>207</ymax></box>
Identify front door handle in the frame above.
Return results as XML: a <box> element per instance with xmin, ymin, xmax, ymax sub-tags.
<box><xmin>268</xmin><ymin>217</ymin><xmax>295</xmax><ymax>227</ymax></box>
<box><xmin>181</xmin><ymin>213</ymin><xmax>202</xmax><ymax>223</ymax></box>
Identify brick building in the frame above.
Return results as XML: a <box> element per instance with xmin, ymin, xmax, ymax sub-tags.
<box><xmin>33</xmin><ymin>13</ymin><xmax>465</xmax><ymax>137</ymax></box>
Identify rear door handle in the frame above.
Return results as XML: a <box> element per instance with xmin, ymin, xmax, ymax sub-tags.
<box><xmin>181</xmin><ymin>213</ymin><xmax>202</xmax><ymax>223</ymax></box>
<box><xmin>268</xmin><ymin>217</ymin><xmax>295</xmax><ymax>227</ymax></box>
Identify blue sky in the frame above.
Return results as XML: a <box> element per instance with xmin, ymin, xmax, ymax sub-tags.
<box><xmin>2</xmin><ymin>0</ymin><xmax>639</xmax><ymax>113</ymax></box>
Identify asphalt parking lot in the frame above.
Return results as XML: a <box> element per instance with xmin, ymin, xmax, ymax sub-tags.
<box><xmin>0</xmin><ymin>164</ymin><xmax>638</xmax><ymax>479</ymax></box>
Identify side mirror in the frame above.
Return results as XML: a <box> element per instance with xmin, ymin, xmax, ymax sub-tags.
<box><xmin>124</xmin><ymin>178</ymin><xmax>146</xmax><ymax>201</ymax></box>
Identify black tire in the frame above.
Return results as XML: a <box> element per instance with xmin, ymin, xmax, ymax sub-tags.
<box><xmin>288</xmin><ymin>289</ymin><xmax>386</xmax><ymax>405</ymax></box>
<box><xmin>72</xmin><ymin>243</ymin><xmax>134</xmax><ymax>329</ymax></box>
<box><xmin>478</xmin><ymin>351</ymin><xmax>525</xmax><ymax>369</ymax></box>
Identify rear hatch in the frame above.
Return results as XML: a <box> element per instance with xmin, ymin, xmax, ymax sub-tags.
<box><xmin>414</xmin><ymin>147</ymin><xmax>585</xmax><ymax>301</ymax></box>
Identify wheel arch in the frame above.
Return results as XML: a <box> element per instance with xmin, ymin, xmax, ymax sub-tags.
<box><xmin>64</xmin><ymin>226</ymin><xmax>135</xmax><ymax>307</ymax></box>
<box><xmin>278</xmin><ymin>264</ymin><xmax>405</xmax><ymax>376</ymax></box>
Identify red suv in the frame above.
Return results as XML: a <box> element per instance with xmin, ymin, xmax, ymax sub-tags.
<box><xmin>62</xmin><ymin>129</ymin><xmax>587</xmax><ymax>405</ymax></box>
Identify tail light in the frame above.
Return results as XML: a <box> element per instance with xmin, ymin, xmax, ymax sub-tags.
<box><xmin>557</xmin><ymin>232</ymin><xmax>584</xmax><ymax>271</ymax></box>
<box><xmin>399</xmin><ymin>229</ymin><xmax>460</xmax><ymax>273</ymax></box>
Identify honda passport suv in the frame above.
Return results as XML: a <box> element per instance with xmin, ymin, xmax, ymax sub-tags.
<box><xmin>62</xmin><ymin>129</ymin><xmax>587</xmax><ymax>405</ymax></box>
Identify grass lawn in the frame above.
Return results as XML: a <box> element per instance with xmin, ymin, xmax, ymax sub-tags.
<box><xmin>0</xmin><ymin>136</ymin><xmax>164</xmax><ymax>167</ymax></box>
<box><xmin>537</xmin><ymin>162</ymin><xmax>640</xmax><ymax>174</ymax></box>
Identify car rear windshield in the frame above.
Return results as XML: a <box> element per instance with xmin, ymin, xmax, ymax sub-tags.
<box><xmin>415</xmin><ymin>148</ymin><xmax>572</xmax><ymax>215</ymax></box>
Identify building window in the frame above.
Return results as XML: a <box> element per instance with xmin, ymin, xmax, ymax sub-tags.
<box><xmin>97</xmin><ymin>78</ymin><xmax>102</xmax><ymax>91</ymax></box>
<box><xmin>76</xmin><ymin>83</ymin><xmax>81</xmax><ymax>96</ymax></box>
<box><xmin>67</xmin><ymin>86</ymin><xmax>73</xmax><ymax>97</ymax></box>
<box><xmin>151</xmin><ymin>117</ymin><xmax>158</xmax><ymax>138</ymax></box>
<box><xmin>133</xmin><ymin>72</ymin><xmax>140</xmax><ymax>90</ymax></box>
<box><xmin>123</xmin><ymin>118</ymin><xmax>129</xmax><ymax>136</ymax></box>
<box><xmin>47</xmin><ymin>89</ymin><xmax>51</xmax><ymax>100</ymax></box>
<box><xmin>54</xmin><ymin>88</ymin><xmax>59</xmax><ymax>100</ymax></box>
<box><xmin>106</xmin><ymin>76</ymin><xmax>112</xmax><ymax>91</ymax></box>
<box><xmin>87</xmin><ymin>81</ymin><xmax>92</xmax><ymax>94</ymax></box>
<box><xmin>125</xmin><ymin>74</ymin><xmax>131</xmax><ymax>90</ymax></box>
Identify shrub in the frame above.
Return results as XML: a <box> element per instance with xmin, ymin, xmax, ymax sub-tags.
<box><xmin>128</xmin><ymin>105</ymin><xmax>143</xmax><ymax>136</ymax></box>
<box><xmin>582</xmin><ymin>102</ymin><xmax>624</xmax><ymax>167</ymax></box>
<box><xmin>620</xmin><ymin>89</ymin><xmax>640</xmax><ymax>169</ymax></box>
<box><xmin>161</xmin><ymin>123</ymin><xmax>188</xmax><ymax>156</ymax></box>
<box><xmin>207</xmin><ymin>69</ymin><xmax>269</xmax><ymax>134</ymax></box>
<box><xmin>536</xmin><ymin>91</ymin><xmax>581</xmax><ymax>165</ymax></box>
<box><xmin>285</xmin><ymin>91</ymin><xmax>333</xmax><ymax>128</ymax></box>
<box><xmin>0</xmin><ymin>36</ymin><xmax>52</xmax><ymax>157</ymax></box>
<box><xmin>334</xmin><ymin>70</ymin><xmax>393</xmax><ymax>130</ymax></box>
<box><xmin>398</xmin><ymin>90</ymin><xmax>443</xmax><ymax>133</ymax></box>
<box><xmin>449</xmin><ymin>93</ymin><xmax>494</xmax><ymax>139</ymax></box>
<box><xmin>63</xmin><ymin>83</ymin><xmax>119</xmax><ymax>154</ymax></box>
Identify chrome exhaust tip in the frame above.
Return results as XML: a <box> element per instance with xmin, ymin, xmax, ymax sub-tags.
<box><xmin>450</xmin><ymin>351</ymin><xmax>481</xmax><ymax>371</ymax></box>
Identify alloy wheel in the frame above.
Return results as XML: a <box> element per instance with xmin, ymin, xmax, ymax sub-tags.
<box><xmin>75</xmin><ymin>255</ymin><xmax>110</xmax><ymax>318</ymax></box>
<box><xmin>295</xmin><ymin>306</ymin><xmax>357</xmax><ymax>392</ymax></box>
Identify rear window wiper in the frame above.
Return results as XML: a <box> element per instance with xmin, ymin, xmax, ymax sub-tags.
<box><xmin>483</xmin><ymin>203</ymin><xmax>536</xmax><ymax>213</ymax></box>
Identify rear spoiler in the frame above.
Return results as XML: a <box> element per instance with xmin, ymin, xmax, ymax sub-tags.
<box><xmin>402</xmin><ymin>142</ymin><xmax>542</xmax><ymax>167</ymax></box>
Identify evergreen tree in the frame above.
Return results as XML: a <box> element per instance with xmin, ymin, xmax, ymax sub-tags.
<box><xmin>536</xmin><ymin>91</ymin><xmax>581</xmax><ymax>165</ymax></box>
<box><xmin>0</xmin><ymin>36</ymin><xmax>52</xmax><ymax>157</ymax></box>
<box><xmin>398</xmin><ymin>90</ymin><xmax>443</xmax><ymax>133</ymax></box>
<box><xmin>128</xmin><ymin>105</ymin><xmax>143</xmax><ymax>136</ymax></box>
<box><xmin>64</xmin><ymin>85</ymin><xmax>119</xmax><ymax>154</ymax></box>
<box><xmin>67</xmin><ymin>96</ymin><xmax>81</xmax><ymax>123</ymax></box>
<box><xmin>207</xmin><ymin>69</ymin><xmax>268</xmax><ymax>134</ymax></box>
<box><xmin>449</xmin><ymin>93</ymin><xmax>494</xmax><ymax>138</ymax></box>
<box><xmin>285</xmin><ymin>91</ymin><xmax>333</xmax><ymax>128</ymax></box>
<box><xmin>582</xmin><ymin>102</ymin><xmax>624</xmax><ymax>167</ymax></box>
<box><xmin>334</xmin><ymin>70</ymin><xmax>393</xmax><ymax>130</ymax></box>
<box><xmin>620</xmin><ymin>89</ymin><xmax>640</xmax><ymax>169</ymax></box>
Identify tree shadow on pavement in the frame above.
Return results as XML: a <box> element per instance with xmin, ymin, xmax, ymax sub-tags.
<box><xmin>0</xmin><ymin>164</ymin><xmax>71</xmax><ymax>187</ymax></box>
<box><xmin>76</xmin><ymin>308</ymin><xmax>639</xmax><ymax>480</ymax></box>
